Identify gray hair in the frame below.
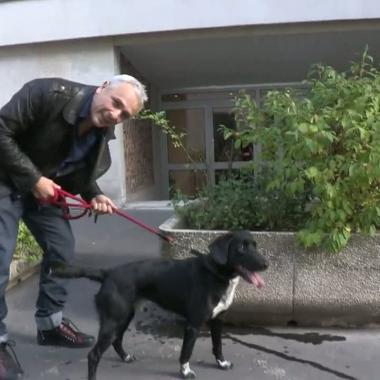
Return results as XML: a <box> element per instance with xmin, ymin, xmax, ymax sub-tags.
<box><xmin>108</xmin><ymin>74</ymin><xmax>148</xmax><ymax>110</ymax></box>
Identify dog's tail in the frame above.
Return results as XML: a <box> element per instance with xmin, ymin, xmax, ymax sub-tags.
<box><xmin>50</xmin><ymin>261</ymin><xmax>106</xmax><ymax>283</ymax></box>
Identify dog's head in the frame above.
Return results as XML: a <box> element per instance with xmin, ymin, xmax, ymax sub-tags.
<box><xmin>208</xmin><ymin>231</ymin><xmax>268</xmax><ymax>288</ymax></box>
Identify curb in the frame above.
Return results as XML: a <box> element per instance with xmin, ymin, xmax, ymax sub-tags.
<box><xmin>7</xmin><ymin>260</ymin><xmax>41</xmax><ymax>291</ymax></box>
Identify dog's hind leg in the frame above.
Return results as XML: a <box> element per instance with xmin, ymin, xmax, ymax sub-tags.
<box><xmin>112</xmin><ymin>309</ymin><xmax>136</xmax><ymax>363</ymax></box>
<box><xmin>88</xmin><ymin>319</ymin><xmax>118</xmax><ymax>380</ymax></box>
<box><xmin>208</xmin><ymin>318</ymin><xmax>233</xmax><ymax>370</ymax></box>
<box><xmin>179</xmin><ymin>323</ymin><xmax>200</xmax><ymax>379</ymax></box>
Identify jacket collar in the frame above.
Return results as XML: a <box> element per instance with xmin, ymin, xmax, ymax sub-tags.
<box><xmin>62</xmin><ymin>84</ymin><xmax>97</xmax><ymax>122</ymax></box>
<box><xmin>62</xmin><ymin>84</ymin><xmax>115</xmax><ymax>140</ymax></box>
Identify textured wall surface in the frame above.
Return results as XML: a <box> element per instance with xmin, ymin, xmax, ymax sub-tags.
<box><xmin>123</xmin><ymin>119</ymin><xmax>154</xmax><ymax>196</ymax></box>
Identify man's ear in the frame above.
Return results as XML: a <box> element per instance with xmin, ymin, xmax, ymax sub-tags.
<box><xmin>209</xmin><ymin>232</ymin><xmax>234</xmax><ymax>265</ymax></box>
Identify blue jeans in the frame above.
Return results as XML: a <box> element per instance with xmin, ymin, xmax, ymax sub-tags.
<box><xmin>0</xmin><ymin>193</ymin><xmax>75</xmax><ymax>341</ymax></box>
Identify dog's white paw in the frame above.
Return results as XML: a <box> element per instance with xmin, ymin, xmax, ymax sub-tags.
<box><xmin>124</xmin><ymin>353</ymin><xmax>137</xmax><ymax>363</ymax></box>
<box><xmin>217</xmin><ymin>359</ymin><xmax>233</xmax><ymax>370</ymax></box>
<box><xmin>180</xmin><ymin>362</ymin><xmax>196</xmax><ymax>378</ymax></box>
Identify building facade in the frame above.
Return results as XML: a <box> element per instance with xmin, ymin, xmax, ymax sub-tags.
<box><xmin>1</xmin><ymin>0</ymin><xmax>379</xmax><ymax>203</ymax></box>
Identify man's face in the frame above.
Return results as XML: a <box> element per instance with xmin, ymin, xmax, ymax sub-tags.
<box><xmin>90</xmin><ymin>81</ymin><xmax>141</xmax><ymax>128</ymax></box>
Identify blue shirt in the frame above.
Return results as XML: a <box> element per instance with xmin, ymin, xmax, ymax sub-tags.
<box><xmin>56</xmin><ymin>92</ymin><xmax>100</xmax><ymax>177</ymax></box>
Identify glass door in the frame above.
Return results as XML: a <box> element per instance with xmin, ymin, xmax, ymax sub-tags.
<box><xmin>165</xmin><ymin>108</ymin><xmax>207</xmax><ymax>197</ymax></box>
<box><xmin>161</xmin><ymin>85</ymin><xmax>305</xmax><ymax>198</ymax></box>
<box><xmin>161</xmin><ymin>92</ymin><xmax>254</xmax><ymax>198</ymax></box>
<box><xmin>212</xmin><ymin>107</ymin><xmax>254</xmax><ymax>184</ymax></box>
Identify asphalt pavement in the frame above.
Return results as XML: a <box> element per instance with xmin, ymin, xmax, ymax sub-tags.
<box><xmin>5</xmin><ymin>208</ymin><xmax>380</xmax><ymax>380</ymax></box>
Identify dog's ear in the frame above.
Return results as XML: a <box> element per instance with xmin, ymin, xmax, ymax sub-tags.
<box><xmin>209</xmin><ymin>233</ymin><xmax>234</xmax><ymax>265</ymax></box>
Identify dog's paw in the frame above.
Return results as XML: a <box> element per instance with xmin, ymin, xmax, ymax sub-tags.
<box><xmin>217</xmin><ymin>359</ymin><xmax>233</xmax><ymax>370</ymax></box>
<box><xmin>123</xmin><ymin>353</ymin><xmax>137</xmax><ymax>363</ymax></box>
<box><xmin>180</xmin><ymin>370</ymin><xmax>196</xmax><ymax>379</ymax></box>
<box><xmin>180</xmin><ymin>362</ymin><xmax>196</xmax><ymax>378</ymax></box>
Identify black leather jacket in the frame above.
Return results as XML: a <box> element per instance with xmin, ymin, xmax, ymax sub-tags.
<box><xmin>0</xmin><ymin>78</ymin><xmax>115</xmax><ymax>200</ymax></box>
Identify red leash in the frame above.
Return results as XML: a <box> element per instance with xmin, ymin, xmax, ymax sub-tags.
<box><xmin>40</xmin><ymin>188</ymin><xmax>173</xmax><ymax>243</ymax></box>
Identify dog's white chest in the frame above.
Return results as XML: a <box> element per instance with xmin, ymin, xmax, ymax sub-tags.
<box><xmin>211</xmin><ymin>277</ymin><xmax>240</xmax><ymax>318</ymax></box>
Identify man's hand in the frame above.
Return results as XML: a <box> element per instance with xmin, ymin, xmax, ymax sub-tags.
<box><xmin>32</xmin><ymin>176</ymin><xmax>61</xmax><ymax>200</ymax></box>
<box><xmin>90</xmin><ymin>194</ymin><xmax>116</xmax><ymax>215</ymax></box>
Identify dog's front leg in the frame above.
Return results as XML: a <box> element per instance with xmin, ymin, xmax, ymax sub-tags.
<box><xmin>208</xmin><ymin>318</ymin><xmax>233</xmax><ymax>370</ymax></box>
<box><xmin>112</xmin><ymin>310</ymin><xmax>136</xmax><ymax>363</ymax></box>
<box><xmin>179</xmin><ymin>324</ymin><xmax>199</xmax><ymax>378</ymax></box>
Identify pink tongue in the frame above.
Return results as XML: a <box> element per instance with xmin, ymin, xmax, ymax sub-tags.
<box><xmin>250</xmin><ymin>272</ymin><xmax>265</xmax><ymax>288</ymax></box>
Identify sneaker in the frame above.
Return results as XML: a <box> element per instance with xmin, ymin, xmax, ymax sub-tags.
<box><xmin>37</xmin><ymin>317</ymin><xmax>94</xmax><ymax>348</ymax></box>
<box><xmin>0</xmin><ymin>341</ymin><xmax>23</xmax><ymax>380</ymax></box>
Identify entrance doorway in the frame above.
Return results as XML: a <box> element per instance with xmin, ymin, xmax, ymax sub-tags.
<box><xmin>159</xmin><ymin>84</ymin><xmax>303</xmax><ymax>198</ymax></box>
<box><xmin>160</xmin><ymin>89</ymin><xmax>254</xmax><ymax>198</ymax></box>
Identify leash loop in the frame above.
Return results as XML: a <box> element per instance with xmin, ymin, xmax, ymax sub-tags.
<box><xmin>39</xmin><ymin>188</ymin><xmax>173</xmax><ymax>243</ymax></box>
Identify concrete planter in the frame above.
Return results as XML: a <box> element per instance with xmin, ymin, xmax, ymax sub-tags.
<box><xmin>7</xmin><ymin>259</ymin><xmax>41</xmax><ymax>291</ymax></box>
<box><xmin>159</xmin><ymin>215</ymin><xmax>380</xmax><ymax>327</ymax></box>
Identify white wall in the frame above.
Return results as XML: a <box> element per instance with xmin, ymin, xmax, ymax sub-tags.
<box><xmin>0</xmin><ymin>39</ymin><xmax>127</xmax><ymax>205</ymax></box>
<box><xmin>1</xmin><ymin>0</ymin><xmax>380</xmax><ymax>47</ymax></box>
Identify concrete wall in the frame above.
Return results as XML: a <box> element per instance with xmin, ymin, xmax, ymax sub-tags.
<box><xmin>1</xmin><ymin>0</ymin><xmax>380</xmax><ymax>47</ymax></box>
<box><xmin>159</xmin><ymin>216</ymin><xmax>380</xmax><ymax>327</ymax></box>
<box><xmin>0</xmin><ymin>39</ymin><xmax>128</xmax><ymax>204</ymax></box>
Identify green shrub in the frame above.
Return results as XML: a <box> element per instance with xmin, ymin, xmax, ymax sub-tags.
<box><xmin>176</xmin><ymin>49</ymin><xmax>380</xmax><ymax>252</ymax></box>
<box><xmin>173</xmin><ymin>171</ymin><xmax>310</xmax><ymax>231</ymax></box>
<box><xmin>223</xmin><ymin>49</ymin><xmax>380</xmax><ymax>251</ymax></box>
<box><xmin>14</xmin><ymin>222</ymin><xmax>42</xmax><ymax>263</ymax></box>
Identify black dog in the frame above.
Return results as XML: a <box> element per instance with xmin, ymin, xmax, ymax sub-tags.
<box><xmin>53</xmin><ymin>231</ymin><xmax>268</xmax><ymax>380</ymax></box>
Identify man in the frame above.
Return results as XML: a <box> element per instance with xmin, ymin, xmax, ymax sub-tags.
<box><xmin>0</xmin><ymin>74</ymin><xmax>147</xmax><ymax>378</ymax></box>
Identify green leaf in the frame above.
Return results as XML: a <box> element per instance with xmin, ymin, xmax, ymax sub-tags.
<box><xmin>305</xmin><ymin>167</ymin><xmax>319</xmax><ymax>179</ymax></box>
